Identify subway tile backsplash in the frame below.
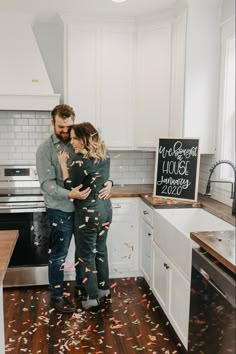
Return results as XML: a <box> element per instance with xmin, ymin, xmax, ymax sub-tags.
<box><xmin>0</xmin><ymin>110</ymin><xmax>155</xmax><ymax>185</ymax></box>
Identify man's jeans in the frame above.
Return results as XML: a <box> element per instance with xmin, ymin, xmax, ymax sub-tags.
<box><xmin>47</xmin><ymin>208</ymin><xmax>74</xmax><ymax>298</ymax></box>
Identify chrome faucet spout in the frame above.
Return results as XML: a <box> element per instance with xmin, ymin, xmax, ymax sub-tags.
<box><xmin>205</xmin><ymin>160</ymin><xmax>236</xmax><ymax>215</ymax></box>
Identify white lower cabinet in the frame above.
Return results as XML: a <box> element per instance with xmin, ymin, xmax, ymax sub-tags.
<box><xmin>139</xmin><ymin>200</ymin><xmax>154</xmax><ymax>285</ymax></box>
<box><xmin>152</xmin><ymin>243</ymin><xmax>190</xmax><ymax>349</ymax></box>
<box><xmin>107</xmin><ymin>198</ymin><xmax>140</xmax><ymax>278</ymax></box>
<box><xmin>168</xmin><ymin>263</ymin><xmax>190</xmax><ymax>347</ymax></box>
<box><xmin>140</xmin><ymin>218</ymin><xmax>153</xmax><ymax>284</ymax></box>
<box><xmin>152</xmin><ymin>243</ymin><xmax>169</xmax><ymax>311</ymax></box>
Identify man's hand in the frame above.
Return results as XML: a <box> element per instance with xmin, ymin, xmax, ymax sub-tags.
<box><xmin>98</xmin><ymin>180</ymin><xmax>112</xmax><ymax>199</ymax></box>
<box><xmin>68</xmin><ymin>185</ymin><xmax>91</xmax><ymax>200</ymax></box>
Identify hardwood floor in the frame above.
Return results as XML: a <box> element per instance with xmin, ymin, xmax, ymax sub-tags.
<box><xmin>4</xmin><ymin>277</ymin><xmax>186</xmax><ymax>354</ymax></box>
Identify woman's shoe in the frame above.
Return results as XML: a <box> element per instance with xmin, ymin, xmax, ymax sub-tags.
<box><xmin>81</xmin><ymin>297</ymin><xmax>100</xmax><ymax>311</ymax></box>
<box><xmin>74</xmin><ymin>286</ymin><xmax>87</xmax><ymax>301</ymax></box>
<box><xmin>98</xmin><ymin>289</ymin><xmax>111</xmax><ymax>301</ymax></box>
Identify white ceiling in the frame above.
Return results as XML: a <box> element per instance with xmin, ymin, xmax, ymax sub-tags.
<box><xmin>0</xmin><ymin>0</ymin><xmax>177</xmax><ymax>20</ymax></box>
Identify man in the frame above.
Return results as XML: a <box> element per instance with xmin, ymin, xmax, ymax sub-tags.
<box><xmin>36</xmin><ymin>104</ymin><xmax>112</xmax><ymax>314</ymax></box>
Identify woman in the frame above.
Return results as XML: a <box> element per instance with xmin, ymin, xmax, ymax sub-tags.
<box><xmin>58</xmin><ymin>122</ymin><xmax>112</xmax><ymax>311</ymax></box>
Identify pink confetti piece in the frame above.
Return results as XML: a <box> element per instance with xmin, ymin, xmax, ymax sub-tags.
<box><xmin>110</xmin><ymin>282</ymin><xmax>117</xmax><ymax>288</ymax></box>
<box><xmin>63</xmin><ymin>292</ymin><xmax>71</xmax><ymax>297</ymax></box>
<box><xmin>82</xmin><ymin>277</ymin><xmax>88</xmax><ymax>284</ymax></box>
<box><xmin>102</xmin><ymin>221</ymin><xmax>110</xmax><ymax>226</ymax></box>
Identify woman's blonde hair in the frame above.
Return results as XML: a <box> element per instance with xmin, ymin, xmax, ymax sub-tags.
<box><xmin>72</xmin><ymin>122</ymin><xmax>107</xmax><ymax>161</ymax></box>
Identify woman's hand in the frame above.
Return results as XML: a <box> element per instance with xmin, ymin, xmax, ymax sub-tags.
<box><xmin>57</xmin><ymin>150</ymin><xmax>69</xmax><ymax>167</ymax></box>
<box><xmin>98</xmin><ymin>180</ymin><xmax>112</xmax><ymax>199</ymax></box>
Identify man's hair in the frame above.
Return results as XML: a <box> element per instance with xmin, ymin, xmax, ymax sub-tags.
<box><xmin>51</xmin><ymin>104</ymin><xmax>75</xmax><ymax>121</ymax></box>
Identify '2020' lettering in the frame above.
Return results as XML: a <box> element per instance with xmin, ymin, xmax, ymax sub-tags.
<box><xmin>161</xmin><ymin>185</ymin><xmax>184</xmax><ymax>196</ymax></box>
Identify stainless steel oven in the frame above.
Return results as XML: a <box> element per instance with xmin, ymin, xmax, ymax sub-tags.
<box><xmin>0</xmin><ymin>165</ymin><xmax>50</xmax><ymax>287</ymax></box>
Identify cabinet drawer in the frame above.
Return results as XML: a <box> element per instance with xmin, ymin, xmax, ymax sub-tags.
<box><xmin>112</xmin><ymin>198</ymin><xmax>138</xmax><ymax>214</ymax></box>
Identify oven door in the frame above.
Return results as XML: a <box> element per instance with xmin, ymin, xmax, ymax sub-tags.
<box><xmin>188</xmin><ymin>248</ymin><xmax>236</xmax><ymax>353</ymax></box>
<box><xmin>0</xmin><ymin>210</ymin><xmax>51</xmax><ymax>287</ymax></box>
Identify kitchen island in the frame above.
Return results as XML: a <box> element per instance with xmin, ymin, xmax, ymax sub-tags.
<box><xmin>0</xmin><ymin>230</ymin><xmax>18</xmax><ymax>354</ymax></box>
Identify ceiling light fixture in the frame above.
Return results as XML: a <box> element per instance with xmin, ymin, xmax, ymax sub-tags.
<box><xmin>112</xmin><ymin>0</ymin><xmax>127</xmax><ymax>3</ymax></box>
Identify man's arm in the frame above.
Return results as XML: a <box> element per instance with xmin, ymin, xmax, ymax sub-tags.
<box><xmin>98</xmin><ymin>180</ymin><xmax>113</xmax><ymax>199</ymax></box>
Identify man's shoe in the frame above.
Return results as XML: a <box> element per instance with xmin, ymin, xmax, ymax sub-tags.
<box><xmin>50</xmin><ymin>297</ymin><xmax>76</xmax><ymax>314</ymax></box>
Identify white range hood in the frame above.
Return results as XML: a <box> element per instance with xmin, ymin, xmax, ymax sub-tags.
<box><xmin>0</xmin><ymin>15</ymin><xmax>60</xmax><ymax>111</ymax></box>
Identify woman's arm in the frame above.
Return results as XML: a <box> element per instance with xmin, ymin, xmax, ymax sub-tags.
<box><xmin>57</xmin><ymin>150</ymin><xmax>70</xmax><ymax>181</ymax></box>
<box><xmin>57</xmin><ymin>150</ymin><xmax>91</xmax><ymax>199</ymax></box>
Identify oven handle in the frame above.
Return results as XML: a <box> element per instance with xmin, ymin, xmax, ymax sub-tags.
<box><xmin>0</xmin><ymin>206</ymin><xmax>46</xmax><ymax>213</ymax></box>
<box><xmin>0</xmin><ymin>204</ymin><xmax>45</xmax><ymax>209</ymax></box>
<box><xmin>199</xmin><ymin>267</ymin><xmax>226</xmax><ymax>298</ymax></box>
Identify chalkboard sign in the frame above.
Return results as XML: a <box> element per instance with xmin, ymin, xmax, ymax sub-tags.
<box><xmin>154</xmin><ymin>138</ymin><xmax>200</xmax><ymax>201</ymax></box>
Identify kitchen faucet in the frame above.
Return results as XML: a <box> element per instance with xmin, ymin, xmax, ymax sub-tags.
<box><xmin>205</xmin><ymin>160</ymin><xmax>236</xmax><ymax>215</ymax></box>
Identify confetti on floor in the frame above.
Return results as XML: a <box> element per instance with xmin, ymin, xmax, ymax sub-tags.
<box><xmin>4</xmin><ymin>278</ymin><xmax>183</xmax><ymax>354</ymax></box>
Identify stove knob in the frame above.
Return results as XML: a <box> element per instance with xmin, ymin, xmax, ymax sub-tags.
<box><xmin>32</xmin><ymin>168</ymin><xmax>38</xmax><ymax>179</ymax></box>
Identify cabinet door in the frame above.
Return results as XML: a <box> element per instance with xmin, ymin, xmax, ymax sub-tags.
<box><xmin>107</xmin><ymin>198</ymin><xmax>139</xmax><ymax>277</ymax></box>
<box><xmin>66</xmin><ymin>24</ymin><xmax>97</xmax><ymax>126</ymax></box>
<box><xmin>135</xmin><ymin>24</ymin><xmax>171</xmax><ymax>148</ymax></box>
<box><xmin>169</xmin><ymin>262</ymin><xmax>190</xmax><ymax>349</ymax></box>
<box><xmin>183</xmin><ymin>0</ymin><xmax>219</xmax><ymax>154</ymax></box>
<box><xmin>99</xmin><ymin>26</ymin><xmax>134</xmax><ymax>148</ymax></box>
<box><xmin>152</xmin><ymin>243</ymin><xmax>169</xmax><ymax>313</ymax></box>
<box><xmin>66</xmin><ymin>23</ymin><xmax>134</xmax><ymax>148</ymax></box>
<box><xmin>140</xmin><ymin>218</ymin><xmax>152</xmax><ymax>284</ymax></box>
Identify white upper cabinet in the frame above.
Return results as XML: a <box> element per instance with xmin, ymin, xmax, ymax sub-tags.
<box><xmin>65</xmin><ymin>22</ymin><xmax>134</xmax><ymax>148</ymax></box>
<box><xmin>135</xmin><ymin>23</ymin><xmax>172</xmax><ymax>149</ymax></box>
<box><xmin>170</xmin><ymin>0</ymin><xmax>221</xmax><ymax>154</ymax></box>
<box><xmin>65</xmin><ymin>0</ymin><xmax>221</xmax><ymax>151</ymax></box>
<box><xmin>66</xmin><ymin>24</ymin><xmax>98</xmax><ymax>127</ymax></box>
<box><xmin>65</xmin><ymin>19</ymin><xmax>172</xmax><ymax>150</ymax></box>
<box><xmin>99</xmin><ymin>26</ymin><xmax>134</xmax><ymax>148</ymax></box>
<box><xmin>184</xmin><ymin>0</ymin><xmax>220</xmax><ymax>154</ymax></box>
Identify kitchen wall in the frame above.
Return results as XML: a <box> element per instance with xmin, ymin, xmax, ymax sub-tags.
<box><xmin>198</xmin><ymin>1</ymin><xmax>235</xmax><ymax>209</ymax></box>
<box><xmin>0</xmin><ymin>110</ymin><xmax>155</xmax><ymax>185</ymax></box>
<box><xmin>0</xmin><ymin>110</ymin><xmax>233</xmax><ymax>206</ymax></box>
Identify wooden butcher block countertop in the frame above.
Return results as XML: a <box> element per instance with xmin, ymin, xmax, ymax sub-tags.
<box><xmin>0</xmin><ymin>230</ymin><xmax>18</xmax><ymax>283</ymax></box>
<box><xmin>191</xmin><ymin>230</ymin><xmax>235</xmax><ymax>274</ymax></box>
<box><xmin>111</xmin><ymin>184</ymin><xmax>236</xmax><ymax>226</ymax></box>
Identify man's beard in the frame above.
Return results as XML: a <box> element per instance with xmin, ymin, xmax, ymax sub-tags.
<box><xmin>55</xmin><ymin>132</ymin><xmax>71</xmax><ymax>143</ymax></box>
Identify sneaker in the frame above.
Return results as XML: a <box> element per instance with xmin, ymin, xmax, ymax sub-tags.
<box><xmin>98</xmin><ymin>289</ymin><xmax>111</xmax><ymax>301</ymax></box>
<box><xmin>50</xmin><ymin>296</ymin><xmax>75</xmax><ymax>314</ymax></box>
<box><xmin>81</xmin><ymin>298</ymin><xmax>100</xmax><ymax>311</ymax></box>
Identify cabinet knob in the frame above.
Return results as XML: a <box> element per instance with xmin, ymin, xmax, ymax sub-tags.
<box><xmin>143</xmin><ymin>211</ymin><xmax>148</xmax><ymax>215</ymax></box>
<box><xmin>148</xmin><ymin>233</ymin><xmax>152</xmax><ymax>236</ymax></box>
<box><xmin>164</xmin><ymin>262</ymin><xmax>169</xmax><ymax>269</ymax></box>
